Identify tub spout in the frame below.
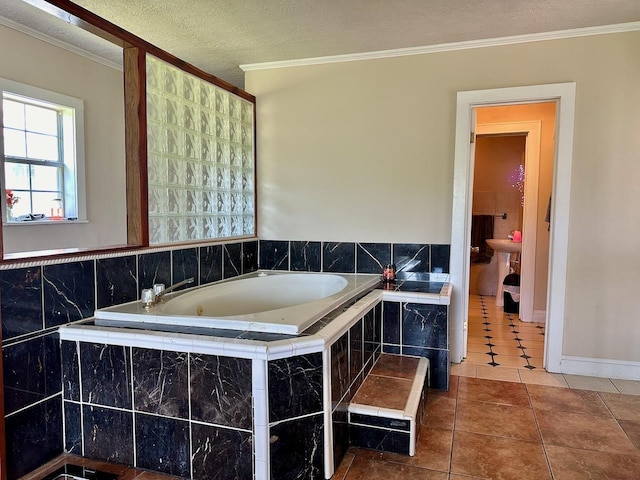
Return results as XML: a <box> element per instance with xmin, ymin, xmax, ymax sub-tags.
<box><xmin>142</xmin><ymin>277</ymin><xmax>195</xmax><ymax>309</ymax></box>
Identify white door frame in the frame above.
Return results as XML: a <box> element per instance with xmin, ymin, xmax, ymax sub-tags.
<box><xmin>475</xmin><ymin>120</ymin><xmax>542</xmax><ymax>323</ymax></box>
<box><xmin>450</xmin><ymin>83</ymin><xmax>576</xmax><ymax>373</ymax></box>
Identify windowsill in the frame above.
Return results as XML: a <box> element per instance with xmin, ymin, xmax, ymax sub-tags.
<box><xmin>3</xmin><ymin>219</ymin><xmax>89</xmax><ymax>226</ymax></box>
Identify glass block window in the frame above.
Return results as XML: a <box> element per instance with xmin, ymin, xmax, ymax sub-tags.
<box><xmin>146</xmin><ymin>55</ymin><xmax>255</xmax><ymax>244</ymax></box>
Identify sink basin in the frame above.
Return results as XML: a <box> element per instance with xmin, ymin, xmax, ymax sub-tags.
<box><xmin>485</xmin><ymin>239</ymin><xmax>522</xmax><ymax>308</ymax></box>
<box><xmin>486</xmin><ymin>238</ymin><xmax>522</xmax><ymax>253</ymax></box>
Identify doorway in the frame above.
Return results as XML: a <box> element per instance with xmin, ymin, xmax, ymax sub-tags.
<box><xmin>449</xmin><ymin>83</ymin><xmax>577</xmax><ymax>374</ymax></box>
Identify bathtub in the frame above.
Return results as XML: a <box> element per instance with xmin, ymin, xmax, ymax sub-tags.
<box><xmin>94</xmin><ymin>271</ymin><xmax>380</xmax><ymax>334</ymax></box>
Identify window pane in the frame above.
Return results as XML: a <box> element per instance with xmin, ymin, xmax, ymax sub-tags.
<box><xmin>2</xmin><ymin>99</ymin><xmax>25</xmax><ymax>129</ymax></box>
<box><xmin>31</xmin><ymin>164</ymin><xmax>62</xmax><ymax>191</ymax></box>
<box><xmin>7</xmin><ymin>190</ymin><xmax>31</xmax><ymax>218</ymax></box>
<box><xmin>3</xmin><ymin>128</ymin><xmax>27</xmax><ymax>157</ymax></box>
<box><xmin>4</xmin><ymin>162</ymin><xmax>30</xmax><ymax>190</ymax></box>
<box><xmin>32</xmin><ymin>191</ymin><xmax>61</xmax><ymax>216</ymax></box>
<box><xmin>25</xmin><ymin>104</ymin><xmax>58</xmax><ymax>135</ymax></box>
<box><xmin>26</xmin><ymin>132</ymin><xmax>58</xmax><ymax>161</ymax></box>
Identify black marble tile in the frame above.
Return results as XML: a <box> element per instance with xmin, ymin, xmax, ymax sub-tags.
<box><xmin>133</xmin><ymin>348</ymin><xmax>189</xmax><ymax>419</ymax></box>
<box><xmin>331</xmin><ymin>332</ymin><xmax>349</xmax><ymax>404</ymax></box>
<box><xmin>382</xmin><ymin>344</ymin><xmax>401</xmax><ymax>354</ymax></box>
<box><xmin>374</xmin><ymin>302</ymin><xmax>382</xmax><ymax>343</ymax></box>
<box><xmin>190</xmin><ymin>353</ymin><xmax>252</xmax><ymax>429</ymax></box>
<box><xmin>402</xmin><ymin>347</ymin><xmax>450</xmax><ymax>391</ymax></box>
<box><xmin>393</xmin><ymin>243</ymin><xmax>430</xmax><ymax>274</ymax></box>
<box><xmin>382</xmin><ymin>302</ymin><xmax>401</xmax><ymax>346</ymax></box>
<box><xmin>332</xmin><ymin>405</ymin><xmax>349</xmax><ymax>471</ymax></box>
<box><xmin>3</xmin><ymin>332</ymin><xmax>61</xmax><ymax>415</ymax></box>
<box><xmin>431</xmin><ymin>244</ymin><xmax>451</xmax><ymax>273</ymax></box>
<box><xmin>0</xmin><ymin>266</ymin><xmax>43</xmax><ymax>339</ymax></box>
<box><xmin>290</xmin><ymin>241</ymin><xmax>321</xmax><ymax>272</ymax></box>
<box><xmin>323</xmin><ymin>242</ymin><xmax>355</xmax><ymax>273</ymax></box>
<box><xmin>242</xmin><ymin>239</ymin><xmax>259</xmax><ymax>273</ymax></box>
<box><xmin>363</xmin><ymin>309</ymin><xmax>376</xmax><ymax>366</ymax></box>
<box><xmin>135</xmin><ymin>413</ymin><xmax>190</xmax><ymax>478</ymax></box>
<box><xmin>80</xmin><ymin>343</ymin><xmax>132</xmax><ymax>409</ymax></box>
<box><xmin>199</xmin><ymin>244</ymin><xmax>223</xmax><ymax>285</ymax></box>
<box><xmin>396</xmin><ymin>280</ymin><xmax>444</xmax><ymax>293</ymax></box>
<box><xmin>172</xmin><ymin>247</ymin><xmax>199</xmax><ymax>287</ymax></box>
<box><xmin>96</xmin><ymin>255</ymin><xmax>137</xmax><ymax>309</ymax></box>
<box><xmin>61</xmin><ymin>340</ymin><xmax>80</xmax><ymax>401</ymax></box>
<box><xmin>64</xmin><ymin>400</ymin><xmax>82</xmax><ymax>454</ymax></box>
<box><xmin>269</xmin><ymin>352</ymin><xmax>323</xmax><ymax>422</ymax></box>
<box><xmin>43</xmin><ymin>260</ymin><xmax>95</xmax><ymax>328</ymax></box>
<box><xmin>138</xmin><ymin>251</ymin><xmax>171</xmax><ymax>294</ymax></box>
<box><xmin>191</xmin><ymin>424</ymin><xmax>252</xmax><ymax>480</ymax></box>
<box><xmin>402</xmin><ymin>303</ymin><xmax>448</xmax><ymax>349</ymax></box>
<box><xmin>350</xmin><ymin>318</ymin><xmax>363</xmax><ymax>384</ymax></box>
<box><xmin>5</xmin><ymin>395</ymin><xmax>63</xmax><ymax>479</ymax></box>
<box><xmin>357</xmin><ymin>243</ymin><xmax>391</xmax><ymax>274</ymax></box>
<box><xmin>223</xmin><ymin>242</ymin><xmax>242</xmax><ymax>278</ymax></box>
<box><xmin>350</xmin><ymin>413</ymin><xmax>411</xmax><ymax>431</ymax></box>
<box><xmin>259</xmin><ymin>240</ymin><xmax>289</xmax><ymax>270</ymax></box>
<box><xmin>237</xmin><ymin>330</ymin><xmax>297</xmax><ymax>342</ymax></box>
<box><xmin>82</xmin><ymin>405</ymin><xmax>133</xmax><ymax>465</ymax></box>
<box><xmin>269</xmin><ymin>413</ymin><xmax>324</xmax><ymax>480</ymax></box>
<box><xmin>350</xmin><ymin>424</ymin><xmax>410</xmax><ymax>455</ymax></box>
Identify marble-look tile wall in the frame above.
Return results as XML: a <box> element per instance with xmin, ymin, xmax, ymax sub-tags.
<box><xmin>268</xmin><ymin>353</ymin><xmax>324</xmax><ymax>479</ymax></box>
<box><xmin>62</xmin><ymin>341</ymin><xmax>254</xmax><ymax>479</ymax></box>
<box><xmin>382</xmin><ymin>301</ymin><xmax>450</xmax><ymax>390</ymax></box>
<box><xmin>330</xmin><ymin>304</ymin><xmax>382</xmax><ymax>472</ymax></box>
<box><xmin>0</xmin><ymin>239</ymin><xmax>257</xmax><ymax>479</ymax></box>
<box><xmin>260</xmin><ymin>240</ymin><xmax>450</xmax><ymax>275</ymax></box>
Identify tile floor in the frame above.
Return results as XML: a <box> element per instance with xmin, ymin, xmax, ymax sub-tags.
<box><xmin>332</xmin><ymin>295</ymin><xmax>640</xmax><ymax>479</ymax></box>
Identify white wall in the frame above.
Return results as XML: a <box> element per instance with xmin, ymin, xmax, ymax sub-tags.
<box><xmin>0</xmin><ymin>24</ymin><xmax>127</xmax><ymax>254</ymax></box>
<box><xmin>246</xmin><ymin>30</ymin><xmax>640</xmax><ymax>367</ymax></box>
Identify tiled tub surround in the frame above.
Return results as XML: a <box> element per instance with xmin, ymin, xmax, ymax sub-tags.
<box><xmin>58</xmin><ymin>274</ymin><xmax>450</xmax><ymax>480</ymax></box>
<box><xmin>259</xmin><ymin>240</ymin><xmax>450</xmax><ymax>275</ymax></box>
<box><xmin>0</xmin><ymin>236</ymin><xmax>451</xmax><ymax>479</ymax></box>
<box><xmin>0</xmin><ymin>239</ymin><xmax>258</xmax><ymax>479</ymax></box>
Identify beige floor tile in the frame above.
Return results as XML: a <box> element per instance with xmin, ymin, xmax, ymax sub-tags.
<box><xmin>490</xmin><ymin>354</ymin><xmax>529</xmax><ymax>368</ymax></box>
<box><xmin>451</xmin><ymin>362</ymin><xmax>477</xmax><ymax>378</ymax></box>
<box><xmin>466</xmin><ymin>343</ymin><xmax>489</xmax><ymax>354</ymax></box>
<box><xmin>545</xmin><ymin>444</ymin><xmax>640</xmax><ymax>480</ymax></box>
<box><xmin>518</xmin><ymin>369</ymin><xmax>568</xmax><ymax>387</ymax></box>
<box><xmin>484</xmin><ymin>336</ymin><xmax>519</xmax><ymax>347</ymax></box>
<box><xmin>563</xmin><ymin>374</ymin><xmax>619</xmax><ymax>393</ymax></box>
<box><xmin>491</xmin><ymin>345</ymin><xmax>526</xmax><ymax>356</ymax></box>
<box><xmin>536</xmin><ymin>409</ymin><xmax>637</xmax><ymax>454</ymax></box>
<box><xmin>476</xmin><ymin>365</ymin><xmax>521</xmax><ymax>382</ymax></box>
<box><xmin>463</xmin><ymin>352</ymin><xmax>493</xmax><ymax>365</ymax></box>
<box><xmin>451</xmin><ymin>431</ymin><xmax>551</xmax><ymax>480</ymax></box>
<box><xmin>599</xmin><ymin>392</ymin><xmax>640</xmax><ymax>421</ymax></box>
<box><xmin>611</xmin><ymin>378</ymin><xmax>640</xmax><ymax>396</ymax></box>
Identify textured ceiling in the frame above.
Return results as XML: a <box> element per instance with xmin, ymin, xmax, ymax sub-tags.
<box><xmin>3</xmin><ymin>0</ymin><xmax>640</xmax><ymax>88</ymax></box>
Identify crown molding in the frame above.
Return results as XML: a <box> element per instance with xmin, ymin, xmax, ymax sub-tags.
<box><xmin>0</xmin><ymin>14</ymin><xmax>122</xmax><ymax>71</ymax></box>
<box><xmin>240</xmin><ymin>21</ymin><xmax>640</xmax><ymax>72</ymax></box>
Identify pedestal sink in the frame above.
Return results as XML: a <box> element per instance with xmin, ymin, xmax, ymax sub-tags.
<box><xmin>486</xmin><ymin>239</ymin><xmax>522</xmax><ymax>307</ymax></box>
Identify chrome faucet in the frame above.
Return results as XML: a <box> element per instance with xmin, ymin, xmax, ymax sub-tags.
<box><xmin>141</xmin><ymin>277</ymin><xmax>195</xmax><ymax>310</ymax></box>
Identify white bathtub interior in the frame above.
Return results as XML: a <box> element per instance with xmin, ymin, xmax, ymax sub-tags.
<box><xmin>94</xmin><ymin>272</ymin><xmax>380</xmax><ymax>335</ymax></box>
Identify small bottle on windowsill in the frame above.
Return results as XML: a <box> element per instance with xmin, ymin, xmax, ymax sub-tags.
<box><xmin>50</xmin><ymin>198</ymin><xmax>64</xmax><ymax>220</ymax></box>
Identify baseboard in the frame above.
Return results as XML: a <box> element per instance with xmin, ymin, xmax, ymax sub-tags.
<box><xmin>552</xmin><ymin>355</ymin><xmax>640</xmax><ymax>380</ymax></box>
<box><xmin>533</xmin><ymin>310</ymin><xmax>546</xmax><ymax>323</ymax></box>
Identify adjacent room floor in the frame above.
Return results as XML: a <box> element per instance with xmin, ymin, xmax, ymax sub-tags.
<box><xmin>332</xmin><ymin>294</ymin><xmax>640</xmax><ymax>479</ymax></box>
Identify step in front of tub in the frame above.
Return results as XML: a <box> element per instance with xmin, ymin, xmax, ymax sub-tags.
<box><xmin>348</xmin><ymin>353</ymin><xmax>429</xmax><ymax>456</ymax></box>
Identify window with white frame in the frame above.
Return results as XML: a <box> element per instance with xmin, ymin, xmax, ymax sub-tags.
<box><xmin>1</xmin><ymin>78</ymin><xmax>85</xmax><ymax>223</ymax></box>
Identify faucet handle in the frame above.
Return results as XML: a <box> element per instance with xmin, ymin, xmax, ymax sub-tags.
<box><xmin>141</xmin><ymin>288</ymin><xmax>156</xmax><ymax>309</ymax></box>
<box><xmin>153</xmin><ymin>283</ymin><xmax>166</xmax><ymax>296</ymax></box>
